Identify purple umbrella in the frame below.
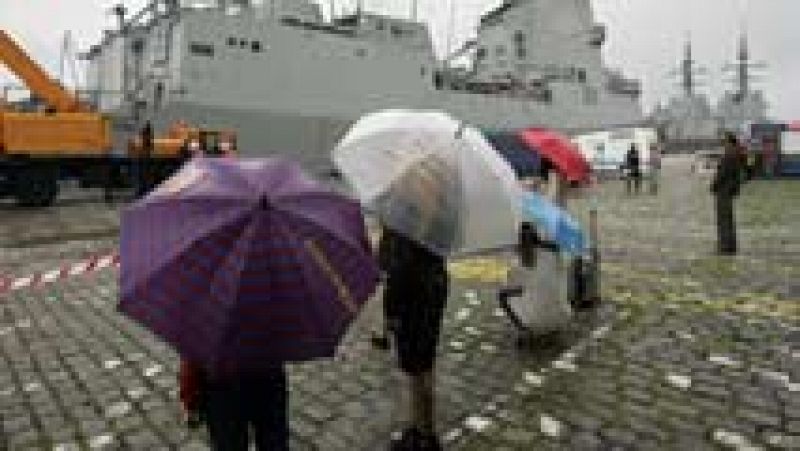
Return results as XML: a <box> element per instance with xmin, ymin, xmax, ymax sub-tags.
<box><xmin>119</xmin><ymin>158</ymin><xmax>379</xmax><ymax>372</ymax></box>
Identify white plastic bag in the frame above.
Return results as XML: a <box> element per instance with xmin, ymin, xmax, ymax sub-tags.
<box><xmin>504</xmin><ymin>250</ymin><xmax>573</xmax><ymax>335</ymax></box>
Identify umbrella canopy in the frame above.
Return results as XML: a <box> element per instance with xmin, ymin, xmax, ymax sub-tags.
<box><xmin>119</xmin><ymin>158</ymin><xmax>379</xmax><ymax>372</ymax></box>
<box><xmin>483</xmin><ymin>130</ymin><xmax>541</xmax><ymax>179</ymax></box>
<box><xmin>517</xmin><ymin>128</ymin><xmax>591</xmax><ymax>184</ymax></box>
<box><xmin>333</xmin><ymin>109</ymin><xmax>523</xmax><ymax>257</ymax></box>
<box><xmin>521</xmin><ymin>191</ymin><xmax>588</xmax><ymax>256</ymax></box>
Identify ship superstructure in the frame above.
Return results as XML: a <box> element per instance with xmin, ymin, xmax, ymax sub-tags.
<box><xmin>83</xmin><ymin>0</ymin><xmax>643</xmax><ymax>172</ymax></box>
<box><xmin>651</xmin><ymin>39</ymin><xmax>718</xmax><ymax>149</ymax></box>
<box><xmin>716</xmin><ymin>32</ymin><xmax>768</xmax><ymax>133</ymax></box>
<box><xmin>652</xmin><ymin>32</ymin><xmax>770</xmax><ymax>150</ymax></box>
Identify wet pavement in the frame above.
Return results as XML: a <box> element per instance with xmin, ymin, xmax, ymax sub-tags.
<box><xmin>0</xmin><ymin>157</ymin><xmax>797</xmax><ymax>450</ymax></box>
<box><xmin>0</xmin><ymin>185</ymin><xmax>121</xmax><ymax>277</ymax></box>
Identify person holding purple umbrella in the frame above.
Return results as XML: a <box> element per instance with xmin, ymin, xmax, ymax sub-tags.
<box><xmin>119</xmin><ymin>158</ymin><xmax>380</xmax><ymax>451</ymax></box>
<box><xmin>205</xmin><ymin>363</ymin><xmax>289</xmax><ymax>450</ymax></box>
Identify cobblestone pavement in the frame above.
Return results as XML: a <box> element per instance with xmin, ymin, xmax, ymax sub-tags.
<box><xmin>0</xmin><ymin>185</ymin><xmax>122</xmax><ymax>277</ymax></box>
<box><xmin>0</xmin><ymin>158</ymin><xmax>797</xmax><ymax>450</ymax></box>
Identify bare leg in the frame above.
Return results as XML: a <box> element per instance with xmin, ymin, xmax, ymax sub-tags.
<box><xmin>410</xmin><ymin>371</ymin><xmax>435</xmax><ymax>434</ymax></box>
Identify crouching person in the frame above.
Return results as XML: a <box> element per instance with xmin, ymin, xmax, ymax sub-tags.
<box><xmin>499</xmin><ymin>222</ymin><xmax>573</xmax><ymax>345</ymax></box>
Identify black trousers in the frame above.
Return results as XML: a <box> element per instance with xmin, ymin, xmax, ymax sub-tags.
<box><xmin>384</xmin><ymin>273</ymin><xmax>448</xmax><ymax>375</ymax></box>
<box><xmin>715</xmin><ymin>195</ymin><xmax>737</xmax><ymax>254</ymax></box>
<box><xmin>626</xmin><ymin>174</ymin><xmax>641</xmax><ymax>194</ymax></box>
<box><xmin>205</xmin><ymin>368</ymin><xmax>288</xmax><ymax>451</ymax></box>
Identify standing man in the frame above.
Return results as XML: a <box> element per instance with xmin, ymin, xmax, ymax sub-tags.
<box><xmin>381</xmin><ymin>227</ymin><xmax>447</xmax><ymax>451</ymax></box>
<box><xmin>137</xmin><ymin>120</ymin><xmax>154</xmax><ymax>197</ymax></box>
<box><xmin>648</xmin><ymin>142</ymin><xmax>662</xmax><ymax>195</ymax></box>
<box><xmin>624</xmin><ymin>144</ymin><xmax>641</xmax><ymax>194</ymax></box>
<box><xmin>711</xmin><ymin>133</ymin><xmax>743</xmax><ymax>255</ymax></box>
<box><xmin>380</xmin><ymin>158</ymin><xmax>455</xmax><ymax>451</ymax></box>
<box><xmin>763</xmin><ymin>137</ymin><xmax>777</xmax><ymax>179</ymax></box>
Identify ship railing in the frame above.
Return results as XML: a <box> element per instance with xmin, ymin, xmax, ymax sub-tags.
<box><xmin>439</xmin><ymin>78</ymin><xmax>554</xmax><ymax>103</ymax></box>
<box><xmin>280</xmin><ymin>17</ymin><xmax>357</xmax><ymax>37</ymax></box>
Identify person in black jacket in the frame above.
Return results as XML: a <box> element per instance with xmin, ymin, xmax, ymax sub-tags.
<box><xmin>711</xmin><ymin>133</ymin><xmax>744</xmax><ymax>255</ymax></box>
<box><xmin>137</xmin><ymin>120</ymin><xmax>154</xmax><ymax>197</ymax></box>
<box><xmin>624</xmin><ymin>144</ymin><xmax>641</xmax><ymax>194</ymax></box>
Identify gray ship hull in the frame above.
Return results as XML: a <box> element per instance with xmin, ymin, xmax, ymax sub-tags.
<box><xmin>141</xmin><ymin>99</ymin><xmax>642</xmax><ymax>175</ymax></box>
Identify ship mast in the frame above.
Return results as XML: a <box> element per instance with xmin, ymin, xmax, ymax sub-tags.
<box><xmin>737</xmin><ymin>33</ymin><xmax>750</xmax><ymax>97</ymax></box>
<box><xmin>446</xmin><ymin>0</ymin><xmax>455</xmax><ymax>57</ymax></box>
<box><xmin>722</xmin><ymin>31</ymin><xmax>766</xmax><ymax>103</ymax></box>
<box><xmin>681</xmin><ymin>39</ymin><xmax>695</xmax><ymax>97</ymax></box>
<box><xmin>668</xmin><ymin>35</ymin><xmax>707</xmax><ymax>99</ymax></box>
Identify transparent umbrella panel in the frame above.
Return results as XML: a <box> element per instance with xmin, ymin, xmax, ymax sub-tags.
<box><xmin>333</xmin><ymin>110</ymin><xmax>523</xmax><ymax>257</ymax></box>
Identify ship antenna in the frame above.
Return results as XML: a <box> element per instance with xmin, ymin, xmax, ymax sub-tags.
<box><xmin>446</xmin><ymin>0</ymin><xmax>455</xmax><ymax>58</ymax></box>
<box><xmin>411</xmin><ymin>0</ymin><xmax>418</xmax><ymax>21</ymax></box>
<box><xmin>737</xmin><ymin>0</ymin><xmax>749</xmax><ymax>97</ymax></box>
<box><xmin>682</xmin><ymin>32</ymin><xmax>694</xmax><ymax>97</ymax></box>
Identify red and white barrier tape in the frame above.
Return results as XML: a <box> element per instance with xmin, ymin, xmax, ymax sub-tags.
<box><xmin>0</xmin><ymin>252</ymin><xmax>120</xmax><ymax>295</ymax></box>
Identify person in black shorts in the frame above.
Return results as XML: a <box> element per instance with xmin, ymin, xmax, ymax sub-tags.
<box><xmin>380</xmin><ymin>227</ymin><xmax>448</xmax><ymax>451</ymax></box>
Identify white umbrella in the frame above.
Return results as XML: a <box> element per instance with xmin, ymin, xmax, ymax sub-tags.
<box><xmin>333</xmin><ymin>109</ymin><xmax>523</xmax><ymax>256</ymax></box>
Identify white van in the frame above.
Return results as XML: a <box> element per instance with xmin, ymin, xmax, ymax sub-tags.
<box><xmin>573</xmin><ymin>127</ymin><xmax>658</xmax><ymax>177</ymax></box>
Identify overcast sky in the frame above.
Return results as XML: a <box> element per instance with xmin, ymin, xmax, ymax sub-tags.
<box><xmin>1</xmin><ymin>0</ymin><xmax>798</xmax><ymax>120</ymax></box>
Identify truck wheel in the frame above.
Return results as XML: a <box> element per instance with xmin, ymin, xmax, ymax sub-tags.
<box><xmin>15</xmin><ymin>167</ymin><xmax>59</xmax><ymax>207</ymax></box>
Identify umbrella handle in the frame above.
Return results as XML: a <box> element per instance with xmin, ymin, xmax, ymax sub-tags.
<box><xmin>455</xmin><ymin>122</ymin><xmax>466</xmax><ymax>138</ymax></box>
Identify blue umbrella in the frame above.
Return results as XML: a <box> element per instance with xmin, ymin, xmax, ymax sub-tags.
<box><xmin>521</xmin><ymin>191</ymin><xmax>588</xmax><ymax>256</ymax></box>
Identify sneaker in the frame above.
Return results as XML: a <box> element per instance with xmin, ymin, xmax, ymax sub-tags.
<box><xmin>371</xmin><ymin>333</ymin><xmax>391</xmax><ymax>351</ymax></box>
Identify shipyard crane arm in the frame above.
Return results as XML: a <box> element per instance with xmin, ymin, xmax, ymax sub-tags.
<box><xmin>0</xmin><ymin>29</ymin><xmax>87</xmax><ymax>112</ymax></box>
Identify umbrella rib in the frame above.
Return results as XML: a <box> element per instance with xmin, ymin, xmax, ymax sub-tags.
<box><xmin>210</xmin><ymin>217</ymin><xmax>256</xmax><ymax>365</ymax></box>
<box><xmin>140</xmin><ymin>193</ymin><xmax>253</xmax><ymax>209</ymax></box>
<box><xmin>303</xmin><ymin>239</ymin><xmax>358</xmax><ymax>315</ymax></box>
<box><xmin>265</xmin><ymin>195</ymin><xmax>368</xmax><ymax>253</ymax></box>
<box><xmin>123</xmin><ymin>205</ymin><xmax>251</xmax><ymax>305</ymax></box>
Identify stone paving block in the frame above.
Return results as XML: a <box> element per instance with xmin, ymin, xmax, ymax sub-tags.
<box><xmin>6</xmin><ymin>429</ymin><xmax>41</xmax><ymax>449</ymax></box>
<box><xmin>568</xmin><ymin>431</ymin><xmax>604</xmax><ymax>450</ymax></box>
<box><xmin>44</xmin><ymin>425</ymin><xmax>80</xmax><ymax>444</ymax></box>
<box><xmin>691</xmin><ymin>380</ymin><xmax>733</xmax><ymax>402</ymax></box>
<box><xmin>737</xmin><ymin>408</ymin><xmax>783</xmax><ymax>430</ymax></box>
<box><xmin>600</xmin><ymin>427</ymin><xmax>638</xmax><ymax>448</ymax></box>
<box><xmin>763</xmin><ymin>432</ymin><xmax>800</xmax><ymax>449</ymax></box>
<box><xmin>113</xmin><ymin>413</ymin><xmax>146</xmax><ymax>432</ymax></box>
<box><xmin>77</xmin><ymin>419</ymin><xmax>109</xmax><ymax>437</ymax></box>
<box><xmin>121</xmin><ymin>429</ymin><xmax>165</xmax><ymax>448</ymax></box>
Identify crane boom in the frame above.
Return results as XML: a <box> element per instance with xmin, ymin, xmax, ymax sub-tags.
<box><xmin>0</xmin><ymin>29</ymin><xmax>86</xmax><ymax>112</ymax></box>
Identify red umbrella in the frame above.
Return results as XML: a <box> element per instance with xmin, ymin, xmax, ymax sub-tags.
<box><xmin>517</xmin><ymin>128</ymin><xmax>591</xmax><ymax>184</ymax></box>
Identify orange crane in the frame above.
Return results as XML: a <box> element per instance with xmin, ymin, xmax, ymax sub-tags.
<box><xmin>0</xmin><ymin>29</ymin><xmax>236</xmax><ymax>206</ymax></box>
<box><xmin>0</xmin><ymin>29</ymin><xmax>113</xmax><ymax>205</ymax></box>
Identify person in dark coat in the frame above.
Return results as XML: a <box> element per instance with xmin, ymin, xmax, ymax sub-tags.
<box><xmin>648</xmin><ymin>143</ymin><xmax>662</xmax><ymax>195</ymax></box>
<box><xmin>137</xmin><ymin>120</ymin><xmax>154</xmax><ymax>197</ymax></box>
<box><xmin>179</xmin><ymin>360</ymin><xmax>288</xmax><ymax>451</ymax></box>
<box><xmin>711</xmin><ymin>133</ymin><xmax>743</xmax><ymax>255</ymax></box>
<box><xmin>381</xmin><ymin>227</ymin><xmax>448</xmax><ymax>451</ymax></box>
<box><xmin>624</xmin><ymin>144</ymin><xmax>641</xmax><ymax>194</ymax></box>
